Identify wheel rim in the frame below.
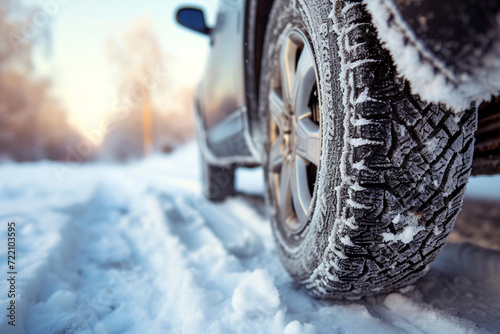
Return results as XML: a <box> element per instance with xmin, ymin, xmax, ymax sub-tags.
<box><xmin>269</xmin><ymin>28</ymin><xmax>321</xmax><ymax>234</ymax></box>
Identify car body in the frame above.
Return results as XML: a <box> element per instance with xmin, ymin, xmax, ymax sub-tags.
<box><xmin>183</xmin><ymin>0</ymin><xmax>264</xmax><ymax>168</ymax></box>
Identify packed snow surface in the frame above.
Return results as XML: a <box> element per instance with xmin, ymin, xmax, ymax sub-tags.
<box><xmin>1</xmin><ymin>142</ymin><xmax>499</xmax><ymax>333</ymax></box>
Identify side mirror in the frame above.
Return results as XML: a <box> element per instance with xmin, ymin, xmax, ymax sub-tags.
<box><xmin>176</xmin><ymin>7</ymin><xmax>211</xmax><ymax>35</ymax></box>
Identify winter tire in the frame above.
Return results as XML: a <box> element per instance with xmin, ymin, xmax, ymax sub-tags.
<box><xmin>200</xmin><ymin>153</ymin><xmax>235</xmax><ymax>202</ymax></box>
<box><xmin>260</xmin><ymin>0</ymin><xmax>477</xmax><ymax>298</ymax></box>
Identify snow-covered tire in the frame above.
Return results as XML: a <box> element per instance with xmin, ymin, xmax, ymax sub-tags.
<box><xmin>260</xmin><ymin>0</ymin><xmax>477</xmax><ymax>298</ymax></box>
<box><xmin>200</xmin><ymin>153</ymin><xmax>235</xmax><ymax>202</ymax></box>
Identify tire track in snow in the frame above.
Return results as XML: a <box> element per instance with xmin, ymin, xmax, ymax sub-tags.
<box><xmin>0</xmin><ymin>166</ymin><xmax>103</xmax><ymax>333</ymax></box>
<box><xmin>160</xmin><ymin>193</ymin><xmax>266</xmax><ymax>259</ymax></box>
<box><xmin>22</xmin><ymin>180</ymin><xmax>139</xmax><ymax>334</ymax></box>
<box><xmin>134</xmin><ymin>191</ymin><xmax>288</xmax><ymax>333</ymax></box>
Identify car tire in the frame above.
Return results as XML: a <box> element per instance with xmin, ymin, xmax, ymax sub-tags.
<box><xmin>200</xmin><ymin>153</ymin><xmax>235</xmax><ymax>202</ymax></box>
<box><xmin>259</xmin><ymin>0</ymin><xmax>477</xmax><ymax>297</ymax></box>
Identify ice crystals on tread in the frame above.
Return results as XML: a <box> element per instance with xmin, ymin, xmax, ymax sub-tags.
<box><xmin>382</xmin><ymin>213</ymin><xmax>425</xmax><ymax>244</ymax></box>
<box><xmin>349</xmin><ymin>138</ymin><xmax>383</xmax><ymax>147</ymax></box>
<box><xmin>340</xmin><ymin>234</ymin><xmax>355</xmax><ymax>246</ymax></box>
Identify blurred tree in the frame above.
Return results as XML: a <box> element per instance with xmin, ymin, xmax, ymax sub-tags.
<box><xmin>0</xmin><ymin>0</ymin><xmax>83</xmax><ymax>161</ymax></box>
<box><xmin>100</xmin><ymin>18</ymin><xmax>195</xmax><ymax>161</ymax></box>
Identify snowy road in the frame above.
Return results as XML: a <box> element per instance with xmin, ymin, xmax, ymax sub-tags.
<box><xmin>1</xmin><ymin>143</ymin><xmax>499</xmax><ymax>333</ymax></box>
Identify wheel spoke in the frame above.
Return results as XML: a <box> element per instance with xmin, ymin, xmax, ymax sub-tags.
<box><xmin>296</xmin><ymin>117</ymin><xmax>321</xmax><ymax>166</ymax></box>
<box><xmin>291</xmin><ymin>157</ymin><xmax>311</xmax><ymax>224</ymax></box>
<box><xmin>269</xmin><ymin>90</ymin><xmax>285</xmax><ymax>131</ymax></box>
<box><xmin>269</xmin><ymin>136</ymin><xmax>284</xmax><ymax>173</ymax></box>
<box><xmin>292</xmin><ymin>46</ymin><xmax>316</xmax><ymax>118</ymax></box>
<box><xmin>279</xmin><ymin>37</ymin><xmax>296</xmax><ymax>104</ymax></box>
<box><xmin>279</xmin><ymin>160</ymin><xmax>294</xmax><ymax>224</ymax></box>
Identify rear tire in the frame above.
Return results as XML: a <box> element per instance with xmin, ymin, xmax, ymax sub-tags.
<box><xmin>200</xmin><ymin>153</ymin><xmax>235</xmax><ymax>202</ymax></box>
<box><xmin>259</xmin><ymin>0</ymin><xmax>477</xmax><ymax>298</ymax></box>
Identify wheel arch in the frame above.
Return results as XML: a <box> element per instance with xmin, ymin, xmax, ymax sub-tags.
<box><xmin>244</xmin><ymin>0</ymin><xmax>275</xmax><ymax>142</ymax></box>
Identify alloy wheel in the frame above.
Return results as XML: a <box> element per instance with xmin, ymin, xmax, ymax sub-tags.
<box><xmin>268</xmin><ymin>28</ymin><xmax>321</xmax><ymax>234</ymax></box>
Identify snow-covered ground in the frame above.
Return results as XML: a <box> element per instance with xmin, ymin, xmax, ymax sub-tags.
<box><xmin>1</xmin><ymin>142</ymin><xmax>499</xmax><ymax>334</ymax></box>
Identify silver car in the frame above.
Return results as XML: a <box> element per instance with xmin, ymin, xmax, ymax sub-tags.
<box><xmin>176</xmin><ymin>0</ymin><xmax>500</xmax><ymax>298</ymax></box>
